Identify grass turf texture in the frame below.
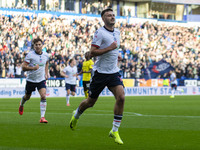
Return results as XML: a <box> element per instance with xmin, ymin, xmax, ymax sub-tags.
<box><xmin>0</xmin><ymin>96</ymin><xmax>200</xmax><ymax>150</ymax></box>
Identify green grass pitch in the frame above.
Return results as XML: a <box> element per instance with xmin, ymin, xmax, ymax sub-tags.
<box><xmin>0</xmin><ymin>96</ymin><xmax>200</xmax><ymax>150</ymax></box>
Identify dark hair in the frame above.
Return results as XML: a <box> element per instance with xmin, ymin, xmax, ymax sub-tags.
<box><xmin>101</xmin><ymin>8</ymin><xmax>113</xmax><ymax>17</ymax></box>
<box><xmin>69</xmin><ymin>58</ymin><xmax>74</xmax><ymax>64</ymax></box>
<box><xmin>33</xmin><ymin>38</ymin><xmax>43</xmax><ymax>44</ymax></box>
<box><xmin>85</xmin><ymin>51</ymin><xmax>91</xmax><ymax>60</ymax></box>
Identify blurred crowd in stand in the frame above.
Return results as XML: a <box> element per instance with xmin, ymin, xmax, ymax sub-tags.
<box><xmin>0</xmin><ymin>14</ymin><xmax>200</xmax><ymax>79</ymax></box>
<box><xmin>81</xmin><ymin>1</ymin><xmax>112</xmax><ymax>15</ymax></box>
<box><xmin>3</xmin><ymin>0</ymin><xmax>112</xmax><ymax>15</ymax></box>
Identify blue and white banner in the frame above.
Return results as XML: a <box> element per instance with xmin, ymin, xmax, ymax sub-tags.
<box><xmin>144</xmin><ymin>59</ymin><xmax>174</xmax><ymax>79</ymax></box>
<box><xmin>0</xmin><ymin>86</ymin><xmax>200</xmax><ymax>98</ymax></box>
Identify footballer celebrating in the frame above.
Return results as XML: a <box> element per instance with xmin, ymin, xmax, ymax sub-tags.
<box><xmin>19</xmin><ymin>38</ymin><xmax>49</xmax><ymax>123</ymax></box>
<box><xmin>70</xmin><ymin>8</ymin><xmax>125</xmax><ymax>145</ymax></box>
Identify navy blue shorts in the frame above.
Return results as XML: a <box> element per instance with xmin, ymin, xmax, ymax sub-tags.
<box><xmin>171</xmin><ymin>84</ymin><xmax>177</xmax><ymax>90</ymax></box>
<box><xmin>25</xmin><ymin>80</ymin><xmax>46</xmax><ymax>94</ymax></box>
<box><xmin>65</xmin><ymin>83</ymin><xmax>76</xmax><ymax>92</ymax></box>
<box><xmin>89</xmin><ymin>71</ymin><xmax>124</xmax><ymax>99</ymax></box>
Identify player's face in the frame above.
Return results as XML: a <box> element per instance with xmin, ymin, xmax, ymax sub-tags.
<box><xmin>34</xmin><ymin>41</ymin><xmax>43</xmax><ymax>54</ymax></box>
<box><xmin>85</xmin><ymin>52</ymin><xmax>90</xmax><ymax>60</ymax></box>
<box><xmin>70</xmin><ymin>59</ymin><xmax>76</xmax><ymax>66</ymax></box>
<box><xmin>73</xmin><ymin>59</ymin><xmax>77</xmax><ymax>66</ymax></box>
<box><xmin>103</xmin><ymin>11</ymin><xmax>115</xmax><ymax>26</ymax></box>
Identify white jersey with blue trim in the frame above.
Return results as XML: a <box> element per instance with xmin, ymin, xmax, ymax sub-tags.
<box><xmin>63</xmin><ymin>65</ymin><xmax>77</xmax><ymax>85</ymax></box>
<box><xmin>24</xmin><ymin>51</ymin><xmax>49</xmax><ymax>83</ymax></box>
<box><xmin>170</xmin><ymin>72</ymin><xmax>177</xmax><ymax>85</ymax></box>
<box><xmin>91</xmin><ymin>26</ymin><xmax>120</xmax><ymax>74</ymax></box>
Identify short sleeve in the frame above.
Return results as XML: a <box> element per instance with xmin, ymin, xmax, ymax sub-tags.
<box><xmin>173</xmin><ymin>73</ymin><xmax>176</xmax><ymax>78</ymax></box>
<box><xmin>63</xmin><ymin>67</ymin><xmax>67</xmax><ymax>73</ymax></box>
<box><xmin>91</xmin><ymin>30</ymin><xmax>103</xmax><ymax>48</ymax></box>
<box><xmin>45</xmin><ymin>53</ymin><xmax>49</xmax><ymax>61</ymax></box>
<box><xmin>89</xmin><ymin>60</ymin><xmax>94</xmax><ymax>69</ymax></box>
<box><xmin>24</xmin><ymin>53</ymin><xmax>31</xmax><ymax>64</ymax></box>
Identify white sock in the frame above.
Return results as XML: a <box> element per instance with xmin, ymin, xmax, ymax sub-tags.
<box><xmin>174</xmin><ymin>89</ymin><xmax>176</xmax><ymax>96</ymax></box>
<box><xmin>20</xmin><ymin>96</ymin><xmax>26</xmax><ymax>106</ymax></box>
<box><xmin>66</xmin><ymin>94</ymin><xmax>70</xmax><ymax>104</ymax></box>
<box><xmin>40</xmin><ymin>100</ymin><xmax>47</xmax><ymax>118</ymax></box>
<box><xmin>112</xmin><ymin>115</ymin><xmax>122</xmax><ymax>132</ymax></box>
<box><xmin>74</xmin><ymin>107</ymin><xmax>83</xmax><ymax>119</ymax></box>
<box><xmin>171</xmin><ymin>89</ymin><xmax>174</xmax><ymax>96</ymax></box>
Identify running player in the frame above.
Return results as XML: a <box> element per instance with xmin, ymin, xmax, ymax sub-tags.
<box><xmin>70</xmin><ymin>8</ymin><xmax>125</xmax><ymax>145</ymax></box>
<box><xmin>61</xmin><ymin>58</ymin><xmax>78</xmax><ymax>106</ymax></box>
<box><xmin>169</xmin><ymin>70</ymin><xmax>184</xmax><ymax>98</ymax></box>
<box><xmin>19</xmin><ymin>38</ymin><xmax>49</xmax><ymax>123</ymax></box>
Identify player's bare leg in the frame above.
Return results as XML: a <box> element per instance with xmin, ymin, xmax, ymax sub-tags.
<box><xmin>39</xmin><ymin>88</ymin><xmax>48</xmax><ymax>123</ymax></box>
<box><xmin>19</xmin><ymin>93</ymin><xmax>31</xmax><ymax>115</ymax></box>
<box><xmin>170</xmin><ymin>87</ymin><xmax>175</xmax><ymax>98</ymax></box>
<box><xmin>66</xmin><ymin>89</ymin><xmax>71</xmax><ymax>106</ymax></box>
<box><xmin>108</xmin><ymin>85</ymin><xmax>125</xmax><ymax>144</ymax></box>
<box><xmin>78</xmin><ymin>97</ymin><xmax>98</xmax><ymax>112</ymax></box>
<box><xmin>68</xmin><ymin>91</ymin><xmax>76</xmax><ymax>106</ymax></box>
<box><xmin>70</xmin><ymin>97</ymin><xmax>98</xmax><ymax>130</ymax></box>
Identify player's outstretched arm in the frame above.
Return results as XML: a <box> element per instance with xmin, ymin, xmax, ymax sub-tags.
<box><xmin>83</xmin><ymin>69</ymin><xmax>92</xmax><ymax>73</ymax></box>
<box><xmin>60</xmin><ymin>71</ymin><xmax>68</xmax><ymax>78</ymax></box>
<box><xmin>22</xmin><ymin>62</ymin><xmax>39</xmax><ymax>71</ymax></box>
<box><xmin>90</xmin><ymin>41</ymin><xmax>117</xmax><ymax>57</ymax></box>
<box><xmin>77</xmin><ymin>70</ymin><xmax>83</xmax><ymax>75</ymax></box>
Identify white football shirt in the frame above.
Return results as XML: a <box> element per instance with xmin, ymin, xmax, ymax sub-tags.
<box><xmin>62</xmin><ymin>65</ymin><xmax>77</xmax><ymax>85</ymax></box>
<box><xmin>91</xmin><ymin>26</ymin><xmax>120</xmax><ymax>74</ymax></box>
<box><xmin>170</xmin><ymin>72</ymin><xmax>177</xmax><ymax>85</ymax></box>
<box><xmin>24</xmin><ymin>51</ymin><xmax>49</xmax><ymax>83</ymax></box>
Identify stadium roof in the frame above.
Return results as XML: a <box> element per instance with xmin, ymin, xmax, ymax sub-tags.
<box><xmin>127</xmin><ymin>0</ymin><xmax>200</xmax><ymax>5</ymax></box>
<box><xmin>152</xmin><ymin>0</ymin><xmax>200</xmax><ymax>4</ymax></box>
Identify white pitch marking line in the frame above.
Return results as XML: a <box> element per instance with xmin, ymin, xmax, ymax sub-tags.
<box><xmin>0</xmin><ymin>111</ymin><xmax>200</xmax><ymax>119</ymax></box>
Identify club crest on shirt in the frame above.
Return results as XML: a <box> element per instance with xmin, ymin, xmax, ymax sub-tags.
<box><xmin>94</xmin><ymin>31</ymin><xmax>98</xmax><ymax>38</ymax></box>
<box><xmin>40</xmin><ymin>56</ymin><xmax>42</xmax><ymax>62</ymax></box>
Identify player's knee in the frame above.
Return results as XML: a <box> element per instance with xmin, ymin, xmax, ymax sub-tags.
<box><xmin>24</xmin><ymin>95</ymin><xmax>31</xmax><ymax>100</ymax></box>
<box><xmin>41</xmin><ymin>95</ymin><xmax>46</xmax><ymax>100</ymax></box>
<box><xmin>67</xmin><ymin>90</ymin><xmax>70</xmax><ymax>94</ymax></box>
<box><xmin>117</xmin><ymin>95</ymin><xmax>125</xmax><ymax>104</ymax></box>
<box><xmin>71</xmin><ymin>92</ymin><xmax>75</xmax><ymax>96</ymax></box>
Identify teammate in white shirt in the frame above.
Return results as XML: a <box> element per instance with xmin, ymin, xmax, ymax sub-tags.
<box><xmin>169</xmin><ymin>70</ymin><xmax>184</xmax><ymax>98</ymax></box>
<box><xmin>69</xmin><ymin>8</ymin><xmax>125</xmax><ymax>145</ymax></box>
<box><xmin>60</xmin><ymin>58</ymin><xmax>78</xmax><ymax>106</ymax></box>
<box><xmin>19</xmin><ymin>38</ymin><xmax>49</xmax><ymax>123</ymax></box>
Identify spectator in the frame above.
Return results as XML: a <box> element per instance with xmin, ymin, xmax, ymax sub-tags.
<box><xmin>15</xmin><ymin>63</ymin><xmax>22</xmax><ymax>78</ymax></box>
<box><xmin>49</xmin><ymin>66</ymin><xmax>56</xmax><ymax>78</ymax></box>
<box><xmin>8</xmin><ymin>62</ymin><xmax>15</xmax><ymax>78</ymax></box>
<box><xmin>0</xmin><ymin>14</ymin><xmax>199</xmax><ymax>80</ymax></box>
